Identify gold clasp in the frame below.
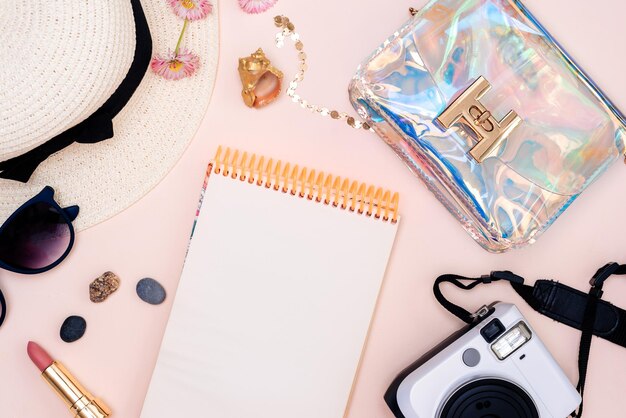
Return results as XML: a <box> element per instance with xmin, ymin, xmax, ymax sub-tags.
<box><xmin>436</xmin><ymin>76</ymin><xmax>522</xmax><ymax>163</ymax></box>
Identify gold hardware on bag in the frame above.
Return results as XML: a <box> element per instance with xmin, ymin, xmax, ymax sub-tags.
<box><xmin>437</xmin><ymin>76</ymin><xmax>522</xmax><ymax>163</ymax></box>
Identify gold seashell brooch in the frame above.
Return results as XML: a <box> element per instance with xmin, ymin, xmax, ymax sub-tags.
<box><xmin>238</xmin><ymin>48</ymin><xmax>284</xmax><ymax>108</ymax></box>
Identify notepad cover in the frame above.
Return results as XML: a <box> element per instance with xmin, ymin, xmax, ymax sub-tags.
<box><xmin>141</xmin><ymin>150</ymin><xmax>399</xmax><ymax>418</ymax></box>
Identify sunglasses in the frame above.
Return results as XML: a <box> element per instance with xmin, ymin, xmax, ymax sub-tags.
<box><xmin>0</xmin><ymin>186</ymin><xmax>79</xmax><ymax>326</ymax></box>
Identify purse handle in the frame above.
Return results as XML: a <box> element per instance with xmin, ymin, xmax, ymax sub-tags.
<box><xmin>272</xmin><ymin>9</ymin><xmax>416</xmax><ymax>131</ymax></box>
<box><xmin>272</xmin><ymin>15</ymin><xmax>372</xmax><ymax>131</ymax></box>
<box><xmin>433</xmin><ymin>263</ymin><xmax>626</xmax><ymax>418</ymax></box>
<box><xmin>272</xmin><ymin>11</ymin><xmax>626</xmax><ymax>165</ymax></box>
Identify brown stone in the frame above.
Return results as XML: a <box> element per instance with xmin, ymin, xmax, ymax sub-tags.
<box><xmin>89</xmin><ymin>271</ymin><xmax>121</xmax><ymax>303</ymax></box>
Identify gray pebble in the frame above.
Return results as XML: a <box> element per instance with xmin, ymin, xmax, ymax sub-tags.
<box><xmin>60</xmin><ymin>315</ymin><xmax>87</xmax><ymax>343</ymax></box>
<box><xmin>136</xmin><ymin>278</ymin><xmax>166</xmax><ymax>305</ymax></box>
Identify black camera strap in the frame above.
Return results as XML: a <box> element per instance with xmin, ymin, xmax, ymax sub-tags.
<box><xmin>433</xmin><ymin>262</ymin><xmax>626</xmax><ymax>418</ymax></box>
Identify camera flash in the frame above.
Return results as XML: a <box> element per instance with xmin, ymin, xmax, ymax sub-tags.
<box><xmin>491</xmin><ymin>322</ymin><xmax>532</xmax><ymax>360</ymax></box>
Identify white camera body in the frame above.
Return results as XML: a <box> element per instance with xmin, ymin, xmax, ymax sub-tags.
<box><xmin>386</xmin><ymin>303</ymin><xmax>581</xmax><ymax>418</ymax></box>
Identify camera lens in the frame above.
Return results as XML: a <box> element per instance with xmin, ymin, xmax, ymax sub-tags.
<box><xmin>439</xmin><ymin>378</ymin><xmax>539</xmax><ymax>418</ymax></box>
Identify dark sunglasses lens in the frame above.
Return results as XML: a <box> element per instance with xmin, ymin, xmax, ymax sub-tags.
<box><xmin>0</xmin><ymin>202</ymin><xmax>72</xmax><ymax>271</ymax></box>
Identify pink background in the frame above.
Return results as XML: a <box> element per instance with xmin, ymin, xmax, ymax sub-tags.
<box><xmin>2</xmin><ymin>1</ymin><xmax>626</xmax><ymax>417</ymax></box>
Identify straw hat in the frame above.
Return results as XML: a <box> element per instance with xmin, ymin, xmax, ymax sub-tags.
<box><xmin>0</xmin><ymin>0</ymin><xmax>218</xmax><ymax>230</ymax></box>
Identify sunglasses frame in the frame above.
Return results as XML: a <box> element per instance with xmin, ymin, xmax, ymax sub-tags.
<box><xmin>0</xmin><ymin>186</ymin><xmax>79</xmax><ymax>274</ymax></box>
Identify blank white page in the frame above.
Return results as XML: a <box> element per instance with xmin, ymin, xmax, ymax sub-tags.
<box><xmin>141</xmin><ymin>168</ymin><xmax>398</xmax><ymax>418</ymax></box>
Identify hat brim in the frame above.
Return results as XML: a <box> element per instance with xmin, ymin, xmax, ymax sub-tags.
<box><xmin>0</xmin><ymin>1</ymin><xmax>219</xmax><ymax>231</ymax></box>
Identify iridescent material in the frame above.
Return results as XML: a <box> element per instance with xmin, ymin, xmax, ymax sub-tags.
<box><xmin>350</xmin><ymin>0</ymin><xmax>626</xmax><ymax>252</ymax></box>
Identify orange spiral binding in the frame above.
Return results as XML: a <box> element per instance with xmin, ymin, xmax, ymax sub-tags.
<box><xmin>210</xmin><ymin>146</ymin><xmax>399</xmax><ymax>223</ymax></box>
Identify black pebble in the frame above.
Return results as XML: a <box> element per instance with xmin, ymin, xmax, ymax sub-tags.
<box><xmin>60</xmin><ymin>315</ymin><xmax>87</xmax><ymax>343</ymax></box>
<box><xmin>136</xmin><ymin>278</ymin><xmax>166</xmax><ymax>305</ymax></box>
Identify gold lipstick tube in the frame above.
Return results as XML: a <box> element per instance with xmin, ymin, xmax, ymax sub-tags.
<box><xmin>41</xmin><ymin>362</ymin><xmax>111</xmax><ymax>418</ymax></box>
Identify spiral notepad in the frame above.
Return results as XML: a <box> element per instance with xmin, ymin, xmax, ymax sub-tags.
<box><xmin>141</xmin><ymin>147</ymin><xmax>400</xmax><ymax>418</ymax></box>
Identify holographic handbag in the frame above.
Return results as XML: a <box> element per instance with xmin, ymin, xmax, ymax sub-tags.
<box><xmin>349</xmin><ymin>0</ymin><xmax>626</xmax><ymax>252</ymax></box>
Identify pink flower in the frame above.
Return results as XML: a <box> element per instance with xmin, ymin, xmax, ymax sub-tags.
<box><xmin>168</xmin><ymin>0</ymin><xmax>212</xmax><ymax>21</ymax></box>
<box><xmin>238</xmin><ymin>0</ymin><xmax>277</xmax><ymax>14</ymax></box>
<box><xmin>151</xmin><ymin>50</ymin><xmax>200</xmax><ymax>80</ymax></box>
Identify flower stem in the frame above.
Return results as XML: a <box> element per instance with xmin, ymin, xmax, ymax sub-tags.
<box><xmin>174</xmin><ymin>19</ymin><xmax>189</xmax><ymax>55</ymax></box>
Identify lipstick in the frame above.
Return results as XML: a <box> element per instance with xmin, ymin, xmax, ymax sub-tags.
<box><xmin>27</xmin><ymin>341</ymin><xmax>111</xmax><ymax>418</ymax></box>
